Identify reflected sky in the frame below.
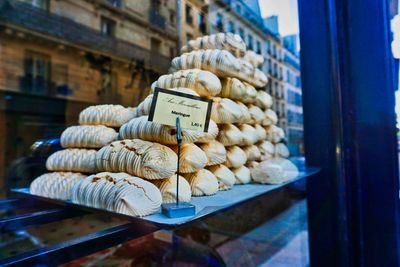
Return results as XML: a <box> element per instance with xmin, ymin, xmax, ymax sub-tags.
<box><xmin>259</xmin><ymin>0</ymin><xmax>299</xmax><ymax>35</ymax></box>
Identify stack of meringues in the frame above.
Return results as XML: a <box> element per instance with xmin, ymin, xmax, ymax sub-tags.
<box><xmin>129</xmin><ymin>32</ymin><xmax>298</xmax><ymax>190</ymax></box>
<box><xmin>31</xmin><ymin>105</ymin><xmax>134</xmax><ymax>200</ymax></box>
<box><xmin>30</xmin><ymin>105</ymin><xmax>179</xmax><ymax>216</ymax></box>
<box><xmin>165</xmin><ymin>33</ymin><xmax>298</xmax><ymax>185</ymax></box>
<box><xmin>30</xmin><ymin>33</ymin><xmax>300</xmax><ymax>217</ymax></box>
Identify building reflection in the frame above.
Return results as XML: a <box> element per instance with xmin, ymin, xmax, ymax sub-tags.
<box><xmin>0</xmin><ymin>0</ymin><xmax>177</xmax><ymax>194</ymax></box>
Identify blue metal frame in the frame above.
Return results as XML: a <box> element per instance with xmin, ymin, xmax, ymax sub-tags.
<box><xmin>298</xmin><ymin>0</ymin><xmax>400</xmax><ymax>266</ymax></box>
<box><xmin>0</xmin><ymin>208</ymin><xmax>87</xmax><ymax>233</ymax></box>
<box><xmin>0</xmin><ymin>222</ymin><xmax>159</xmax><ymax>267</ymax></box>
<box><xmin>0</xmin><ymin>171</ymin><xmax>317</xmax><ymax>266</ymax></box>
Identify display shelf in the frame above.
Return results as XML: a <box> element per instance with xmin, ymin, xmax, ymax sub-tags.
<box><xmin>0</xmin><ymin>168</ymin><xmax>318</xmax><ymax>266</ymax></box>
<box><xmin>11</xmin><ymin>168</ymin><xmax>318</xmax><ymax>227</ymax></box>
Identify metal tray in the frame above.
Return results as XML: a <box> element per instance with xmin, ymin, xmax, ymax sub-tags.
<box><xmin>12</xmin><ymin>168</ymin><xmax>319</xmax><ymax>228</ymax></box>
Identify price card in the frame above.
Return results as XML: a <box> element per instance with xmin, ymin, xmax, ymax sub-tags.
<box><xmin>148</xmin><ymin>88</ymin><xmax>212</xmax><ymax>132</ymax></box>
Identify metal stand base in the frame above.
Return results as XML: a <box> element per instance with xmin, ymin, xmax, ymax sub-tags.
<box><xmin>162</xmin><ymin>202</ymin><xmax>195</xmax><ymax>218</ymax></box>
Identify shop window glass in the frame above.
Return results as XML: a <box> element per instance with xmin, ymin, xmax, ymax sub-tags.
<box><xmin>107</xmin><ymin>0</ymin><xmax>121</xmax><ymax>8</ymax></box>
<box><xmin>0</xmin><ymin>0</ymin><xmax>311</xmax><ymax>265</ymax></box>
<box><xmin>23</xmin><ymin>51</ymin><xmax>51</xmax><ymax>95</ymax></box>
<box><xmin>30</xmin><ymin>0</ymin><xmax>49</xmax><ymax>10</ymax></box>
<box><xmin>228</xmin><ymin>21</ymin><xmax>235</xmax><ymax>33</ymax></box>
<box><xmin>186</xmin><ymin>33</ymin><xmax>193</xmax><ymax>43</ymax></box>
<box><xmin>170</xmin><ymin>10</ymin><xmax>175</xmax><ymax>25</ymax></box>
<box><xmin>236</xmin><ymin>4</ymin><xmax>241</xmax><ymax>14</ymax></box>
<box><xmin>100</xmin><ymin>17</ymin><xmax>116</xmax><ymax>37</ymax></box>
<box><xmin>185</xmin><ymin>4</ymin><xmax>193</xmax><ymax>25</ymax></box>
<box><xmin>256</xmin><ymin>40</ymin><xmax>261</xmax><ymax>54</ymax></box>
<box><xmin>247</xmin><ymin>34</ymin><xmax>253</xmax><ymax>50</ymax></box>
<box><xmin>238</xmin><ymin>27</ymin><xmax>245</xmax><ymax>40</ymax></box>
<box><xmin>216</xmin><ymin>13</ymin><xmax>223</xmax><ymax>31</ymax></box>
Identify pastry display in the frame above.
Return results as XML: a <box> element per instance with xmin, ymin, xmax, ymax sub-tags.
<box><xmin>266</xmin><ymin>125</ymin><xmax>285</xmax><ymax>144</ymax></box>
<box><xmin>216</xmin><ymin>124</ymin><xmax>243</xmax><ymax>146</ymax></box>
<box><xmin>275</xmin><ymin>143</ymin><xmax>290</xmax><ymax>158</ymax></box>
<box><xmin>211</xmin><ymin>97</ymin><xmax>245</xmax><ymax>124</ymax></box>
<box><xmin>181</xmin><ymin>32</ymin><xmax>247</xmax><ymax>57</ymax></box>
<box><xmin>184</xmin><ymin>169</ymin><xmax>219</xmax><ymax>196</ymax></box>
<box><xmin>248</xmin><ymin>104</ymin><xmax>265</xmax><ymax>124</ymax></box>
<box><xmin>238</xmin><ymin>124</ymin><xmax>259</xmax><ymax>145</ymax></box>
<box><xmin>242</xmin><ymin>145</ymin><xmax>261</xmax><ymax>162</ymax></box>
<box><xmin>250</xmin><ymin>158</ymin><xmax>298</xmax><ymax>184</ymax></box>
<box><xmin>258</xmin><ymin>140</ymin><xmax>275</xmax><ymax>160</ymax></box>
<box><xmin>170</xmin><ymin>49</ymin><xmax>268</xmax><ymax>87</ymax></box>
<box><xmin>170</xmin><ymin>143</ymin><xmax>208</xmax><ymax>173</ymax></box>
<box><xmin>255</xmin><ymin>91</ymin><xmax>273</xmax><ymax>110</ymax></box>
<box><xmin>243</xmin><ymin>50</ymin><xmax>264</xmax><ymax>68</ymax></box>
<box><xmin>232</xmin><ymin>166</ymin><xmax>251</xmax><ymax>184</ymax></box>
<box><xmin>225</xmin><ymin>146</ymin><xmax>247</xmax><ymax>168</ymax></box>
<box><xmin>196</xmin><ymin>120</ymin><xmax>220</xmax><ymax>143</ymax></box>
<box><xmin>254</xmin><ymin>124</ymin><xmax>267</xmax><ymax>141</ymax></box>
<box><xmin>152</xmin><ymin>175</ymin><xmax>192</xmax><ymax>204</ymax></box>
<box><xmin>269</xmin><ymin>158</ymin><xmax>299</xmax><ymax>180</ymax></box>
<box><xmin>79</xmin><ymin>104</ymin><xmax>135</xmax><ymax>127</ymax></box>
<box><xmin>27</xmin><ymin>32</ymin><xmax>300</xmax><ymax>220</ymax></box>
<box><xmin>71</xmin><ymin>172</ymin><xmax>162</xmax><ymax>217</ymax></box>
<box><xmin>96</xmin><ymin>139</ymin><xmax>177</xmax><ymax>180</ymax></box>
<box><xmin>198</xmin><ymin>140</ymin><xmax>227</xmax><ymax>166</ymax></box>
<box><xmin>262</xmin><ymin>109</ymin><xmax>278</xmax><ymax>126</ymax></box>
<box><xmin>236</xmin><ymin>101</ymin><xmax>252</xmax><ymax>123</ymax></box>
<box><xmin>220</xmin><ymin>78</ymin><xmax>257</xmax><ymax>104</ymax></box>
<box><xmin>151</xmin><ymin>69</ymin><xmax>221</xmax><ymax>97</ymax></box>
<box><xmin>60</xmin><ymin>125</ymin><xmax>118</xmax><ymax>149</ymax></box>
<box><xmin>207</xmin><ymin>164</ymin><xmax>236</xmax><ymax>190</ymax></box>
<box><xmin>46</xmin><ymin>149</ymin><xmax>96</xmax><ymax>173</ymax></box>
<box><xmin>30</xmin><ymin>172</ymin><xmax>86</xmax><ymax>200</ymax></box>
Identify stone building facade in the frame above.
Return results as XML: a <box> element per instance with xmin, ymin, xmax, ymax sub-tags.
<box><xmin>207</xmin><ymin>0</ymin><xmax>288</xmax><ymax>133</ymax></box>
<box><xmin>179</xmin><ymin>0</ymin><xmax>208</xmax><ymax>47</ymax></box>
<box><xmin>206</xmin><ymin>0</ymin><xmax>304</xmax><ymax>156</ymax></box>
<box><xmin>284</xmin><ymin>46</ymin><xmax>304</xmax><ymax>156</ymax></box>
<box><xmin>0</xmin><ymin>0</ymin><xmax>178</xmax><ymax>193</ymax></box>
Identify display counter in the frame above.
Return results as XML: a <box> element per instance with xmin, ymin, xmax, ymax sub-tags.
<box><xmin>0</xmin><ymin>168</ymin><xmax>317</xmax><ymax>266</ymax></box>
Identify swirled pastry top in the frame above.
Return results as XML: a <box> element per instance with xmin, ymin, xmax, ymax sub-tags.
<box><xmin>30</xmin><ymin>172</ymin><xmax>86</xmax><ymax>200</ymax></box>
<box><xmin>151</xmin><ymin>69</ymin><xmax>221</xmax><ymax>97</ymax></box>
<box><xmin>96</xmin><ymin>139</ymin><xmax>177</xmax><ymax>180</ymax></box>
<box><xmin>220</xmin><ymin>78</ymin><xmax>257</xmax><ymax>104</ymax></box>
<box><xmin>262</xmin><ymin>109</ymin><xmax>278</xmax><ymax>126</ymax></box>
<box><xmin>198</xmin><ymin>140</ymin><xmax>227</xmax><ymax>166</ymax></box>
<box><xmin>181</xmin><ymin>33</ymin><xmax>247</xmax><ymax>57</ymax></box>
<box><xmin>71</xmin><ymin>172</ymin><xmax>162</xmax><ymax>217</ymax></box>
<box><xmin>255</xmin><ymin>91</ymin><xmax>273</xmax><ymax>110</ymax></box>
<box><xmin>225</xmin><ymin>146</ymin><xmax>247</xmax><ymax>169</ymax></box>
<box><xmin>266</xmin><ymin>125</ymin><xmax>285</xmax><ymax>144</ymax></box>
<box><xmin>258</xmin><ymin>140</ymin><xmax>275</xmax><ymax>161</ymax></box>
<box><xmin>170</xmin><ymin>143</ymin><xmax>208</xmax><ymax>173</ymax></box>
<box><xmin>242</xmin><ymin>50</ymin><xmax>264</xmax><ymax>68</ymax></box>
<box><xmin>232</xmin><ymin>166</ymin><xmax>251</xmax><ymax>184</ymax></box>
<box><xmin>152</xmin><ymin>175</ymin><xmax>192</xmax><ymax>204</ymax></box>
<box><xmin>184</xmin><ymin>169</ymin><xmax>219</xmax><ymax>196</ymax></box>
<box><xmin>207</xmin><ymin>164</ymin><xmax>235</xmax><ymax>191</ymax></box>
<box><xmin>170</xmin><ymin>49</ymin><xmax>267</xmax><ymax>88</ymax></box>
<box><xmin>60</xmin><ymin>125</ymin><xmax>118</xmax><ymax>149</ymax></box>
<box><xmin>46</xmin><ymin>149</ymin><xmax>96</xmax><ymax>173</ymax></box>
<box><xmin>79</xmin><ymin>104</ymin><xmax>135</xmax><ymax>127</ymax></box>
<box><xmin>275</xmin><ymin>143</ymin><xmax>290</xmax><ymax>158</ymax></box>
<box><xmin>250</xmin><ymin>159</ymin><xmax>298</xmax><ymax>184</ymax></box>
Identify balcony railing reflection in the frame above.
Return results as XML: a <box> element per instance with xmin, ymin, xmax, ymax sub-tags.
<box><xmin>149</xmin><ymin>10</ymin><xmax>166</xmax><ymax>29</ymax></box>
<box><xmin>106</xmin><ymin>0</ymin><xmax>122</xmax><ymax>8</ymax></box>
